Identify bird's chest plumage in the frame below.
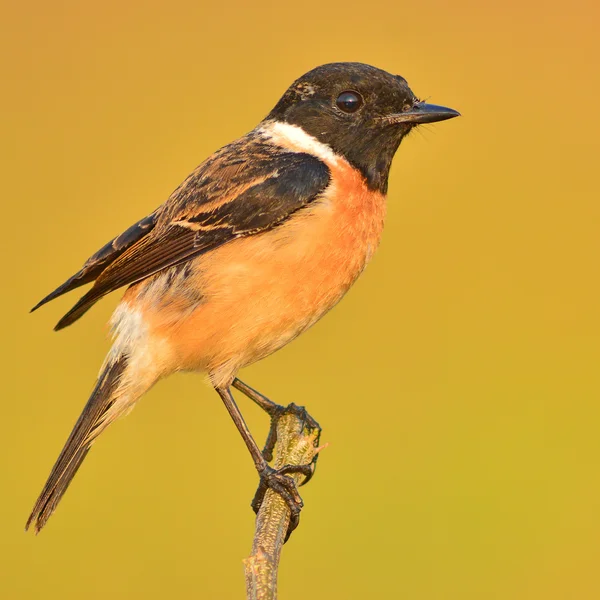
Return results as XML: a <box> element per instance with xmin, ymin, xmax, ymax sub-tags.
<box><xmin>136</xmin><ymin>129</ymin><xmax>387</xmax><ymax>385</ymax></box>
<box><xmin>172</xmin><ymin>160</ymin><xmax>386</xmax><ymax>381</ymax></box>
<box><xmin>278</xmin><ymin>160</ymin><xmax>387</xmax><ymax>319</ymax></box>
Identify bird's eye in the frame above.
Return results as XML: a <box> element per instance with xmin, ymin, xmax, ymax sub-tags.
<box><xmin>336</xmin><ymin>91</ymin><xmax>363</xmax><ymax>113</ymax></box>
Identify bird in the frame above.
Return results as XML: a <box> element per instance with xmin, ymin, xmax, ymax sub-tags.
<box><xmin>26</xmin><ymin>62</ymin><xmax>460</xmax><ymax>537</ymax></box>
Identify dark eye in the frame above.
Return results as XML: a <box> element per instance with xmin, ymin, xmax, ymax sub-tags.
<box><xmin>336</xmin><ymin>91</ymin><xmax>363</xmax><ymax>113</ymax></box>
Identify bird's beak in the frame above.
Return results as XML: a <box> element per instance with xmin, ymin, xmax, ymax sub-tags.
<box><xmin>388</xmin><ymin>102</ymin><xmax>461</xmax><ymax>125</ymax></box>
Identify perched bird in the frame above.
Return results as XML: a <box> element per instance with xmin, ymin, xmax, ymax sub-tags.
<box><xmin>26</xmin><ymin>62</ymin><xmax>459</xmax><ymax>536</ymax></box>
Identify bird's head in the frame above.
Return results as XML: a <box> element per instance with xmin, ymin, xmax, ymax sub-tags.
<box><xmin>266</xmin><ymin>62</ymin><xmax>460</xmax><ymax>193</ymax></box>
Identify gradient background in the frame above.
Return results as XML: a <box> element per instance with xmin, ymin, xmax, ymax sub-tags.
<box><xmin>2</xmin><ymin>0</ymin><xmax>599</xmax><ymax>598</ymax></box>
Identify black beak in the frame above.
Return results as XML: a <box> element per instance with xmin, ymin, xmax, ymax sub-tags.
<box><xmin>388</xmin><ymin>102</ymin><xmax>460</xmax><ymax>125</ymax></box>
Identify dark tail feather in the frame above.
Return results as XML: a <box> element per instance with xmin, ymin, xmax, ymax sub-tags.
<box><xmin>26</xmin><ymin>356</ymin><xmax>127</xmax><ymax>533</ymax></box>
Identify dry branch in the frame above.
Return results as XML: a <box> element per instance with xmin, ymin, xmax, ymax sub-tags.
<box><xmin>244</xmin><ymin>405</ymin><xmax>322</xmax><ymax>600</ymax></box>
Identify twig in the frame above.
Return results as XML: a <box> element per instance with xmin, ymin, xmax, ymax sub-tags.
<box><xmin>244</xmin><ymin>406</ymin><xmax>322</xmax><ymax>600</ymax></box>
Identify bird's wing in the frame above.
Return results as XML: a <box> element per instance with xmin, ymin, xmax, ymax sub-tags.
<box><xmin>31</xmin><ymin>211</ymin><xmax>160</xmax><ymax>313</ymax></box>
<box><xmin>37</xmin><ymin>135</ymin><xmax>331</xmax><ymax>330</ymax></box>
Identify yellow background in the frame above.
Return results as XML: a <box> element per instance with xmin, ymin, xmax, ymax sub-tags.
<box><xmin>2</xmin><ymin>0</ymin><xmax>599</xmax><ymax>598</ymax></box>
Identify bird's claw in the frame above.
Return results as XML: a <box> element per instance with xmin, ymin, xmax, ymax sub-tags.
<box><xmin>262</xmin><ymin>403</ymin><xmax>321</xmax><ymax>486</ymax></box>
<box><xmin>252</xmin><ymin>463</ymin><xmax>313</xmax><ymax>541</ymax></box>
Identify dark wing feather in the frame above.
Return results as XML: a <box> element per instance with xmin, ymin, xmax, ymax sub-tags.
<box><xmin>31</xmin><ymin>211</ymin><xmax>159</xmax><ymax>312</ymax></box>
<box><xmin>49</xmin><ymin>137</ymin><xmax>330</xmax><ymax>330</ymax></box>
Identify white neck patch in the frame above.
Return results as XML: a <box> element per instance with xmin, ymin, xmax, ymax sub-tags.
<box><xmin>259</xmin><ymin>120</ymin><xmax>341</xmax><ymax>166</ymax></box>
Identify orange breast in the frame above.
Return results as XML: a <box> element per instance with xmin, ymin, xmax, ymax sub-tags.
<box><xmin>138</xmin><ymin>158</ymin><xmax>386</xmax><ymax>387</ymax></box>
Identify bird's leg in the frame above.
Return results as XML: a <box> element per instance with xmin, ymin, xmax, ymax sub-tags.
<box><xmin>215</xmin><ymin>385</ymin><xmax>311</xmax><ymax>539</ymax></box>
<box><xmin>232</xmin><ymin>377</ymin><xmax>284</xmax><ymax>462</ymax></box>
<box><xmin>232</xmin><ymin>378</ymin><xmax>320</xmax><ymax>485</ymax></box>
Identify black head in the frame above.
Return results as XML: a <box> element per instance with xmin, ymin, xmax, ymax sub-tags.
<box><xmin>266</xmin><ymin>62</ymin><xmax>459</xmax><ymax>193</ymax></box>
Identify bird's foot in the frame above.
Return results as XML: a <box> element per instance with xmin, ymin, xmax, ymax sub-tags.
<box><xmin>262</xmin><ymin>403</ymin><xmax>320</xmax><ymax>486</ymax></box>
<box><xmin>252</xmin><ymin>463</ymin><xmax>313</xmax><ymax>541</ymax></box>
<box><xmin>231</xmin><ymin>380</ymin><xmax>320</xmax><ymax>480</ymax></box>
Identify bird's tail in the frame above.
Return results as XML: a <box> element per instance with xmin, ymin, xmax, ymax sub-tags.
<box><xmin>26</xmin><ymin>353</ymin><xmax>133</xmax><ymax>533</ymax></box>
